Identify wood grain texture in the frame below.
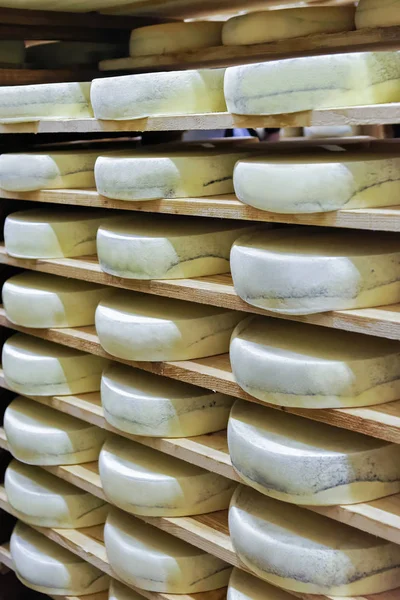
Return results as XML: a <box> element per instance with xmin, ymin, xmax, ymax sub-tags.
<box><xmin>0</xmin><ymin>67</ymin><xmax>101</xmax><ymax>86</ymax></box>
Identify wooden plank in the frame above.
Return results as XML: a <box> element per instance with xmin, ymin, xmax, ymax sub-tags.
<box><xmin>0</xmin><ymin>544</ymin><xmax>12</xmax><ymax>570</ymax></box>
<box><xmin>0</xmin><ymin>67</ymin><xmax>101</xmax><ymax>86</ymax></box>
<box><xmin>100</xmin><ymin>26</ymin><xmax>400</xmax><ymax>73</ymax></box>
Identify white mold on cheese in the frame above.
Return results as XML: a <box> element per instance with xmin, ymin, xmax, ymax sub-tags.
<box><xmin>224</xmin><ymin>52</ymin><xmax>400</xmax><ymax>115</ymax></box>
<box><xmin>130</xmin><ymin>21</ymin><xmax>222</xmax><ymax>56</ymax></box>
<box><xmin>11</xmin><ymin>521</ymin><xmax>109</xmax><ymax>595</ymax></box>
<box><xmin>2</xmin><ymin>333</ymin><xmax>108</xmax><ymax>396</ymax></box>
<box><xmin>356</xmin><ymin>0</ymin><xmax>400</xmax><ymax>29</ymax></box>
<box><xmin>4</xmin><ymin>396</ymin><xmax>106</xmax><ymax>465</ymax></box>
<box><xmin>228</xmin><ymin>568</ymin><xmax>295</xmax><ymax>600</ymax></box>
<box><xmin>5</xmin><ymin>459</ymin><xmax>108</xmax><ymax>527</ymax></box>
<box><xmin>96</xmin><ymin>291</ymin><xmax>242</xmax><ymax>361</ymax></box>
<box><xmin>230</xmin><ymin>316</ymin><xmax>400</xmax><ymax>408</ymax></box>
<box><xmin>101</xmin><ymin>363</ymin><xmax>233</xmax><ymax>437</ymax></box>
<box><xmin>229</xmin><ymin>485</ymin><xmax>400</xmax><ymax>595</ymax></box>
<box><xmin>230</xmin><ymin>228</ymin><xmax>400</xmax><ymax>314</ymax></box>
<box><xmin>104</xmin><ymin>508</ymin><xmax>232</xmax><ymax>592</ymax></box>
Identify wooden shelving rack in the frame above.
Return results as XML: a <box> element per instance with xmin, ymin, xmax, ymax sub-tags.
<box><xmin>1</xmin><ymin>2</ymin><xmax>400</xmax><ymax>600</ymax></box>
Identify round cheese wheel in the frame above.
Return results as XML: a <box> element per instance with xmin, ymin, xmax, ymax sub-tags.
<box><xmin>303</xmin><ymin>125</ymin><xmax>361</xmax><ymax>138</ymax></box>
<box><xmin>91</xmin><ymin>69</ymin><xmax>226</xmax><ymax>120</ymax></box>
<box><xmin>229</xmin><ymin>485</ymin><xmax>400</xmax><ymax>595</ymax></box>
<box><xmin>5</xmin><ymin>459</ymin><xmax>108</xmax><ymax>527</ymax></box>
<box><xmin>3</xmin><ymin>271</ymin><xmax>112</xmax><ymax>328</ymax></box>
<box><xmin>101</xmin><ymin>363</ymin><xmax>233</xmax><ymax>437</ymax></box>
<box><xmin>356</xmin><ymin>0</ymin><xmax>400</xmax><ymax>29</ymax></box>
<box><xmin>0</xmin><ymin>81</ymin><xmax>93</xmax><ymax>123</ymax></box>
<box><xmin>104</xmin><ymin>508</ymin><xmax>232</xmax><ymax>592</ymax></box>
<box><xmin>228</xmin><ymin>399</ymin><xmax>400</xmax><ymax>505</ymax></box>
<box><xmin>230</xmin><ymin>228</ymin><xmax>400</xmax><ymax>314</ymax></box>
<box><xmin>10</xmin><ymin>521</ymin><xmax>109</xmax><ymax>595</ymax></box>
<box><xmin>96</xmin><ymin>291</ymin><xmax>242</xmax><ymax>361</ymax></box>
<box><xmin>4</xmin><ymin>396</ymin><xmax>106</xmax><ymax>465</ymax></box>
<box><xmin>233</xmin><ymin>153</ymin><xmax>400</xmax><ymax>213</ymax></box>
<box><xmin>228</xmin><ymin>568</ymin><xmax>294</xmax><ymax>600</ymax></box>
<box><xmin>4</xmin><ymin>208</ymin><xmax>120</xmax><ymax>259</ymax></box>
<box><xmin>97</xmin><ymin>214</ymin><xmax>254</xmax><ymax>279</ymax></box>
<box><xmin>95</xmin><ymin>152</ymin><xmax>244</xmax><ymax>201</ymax></box>
<box><xmin>222</xmin><ymin>6</ymin><xmax>355</xmax><ymax>46</ymax></box>
<box><xmin>130</xmin><ymin>22</ymin><xmax>222</xmax><ymax>56</ymax></box>
<box><xmin>230</xmin><ymin>317</ymin><xmax>400</xmax><ymax>408</ymax></box>
<box><xmin>0</xmin><ymin>41</ymin><xmax>25</xmax><ymax>65</ymax></box>
<box><xmin>2</xmin><ymin>333</ymin><xmax>108</xmax><ymax>396</ymax></box>
<box><xmin>26</xmin><ymin>41</ymin><xmax>123</xmax><ymax>68</ymax></box>
<box><xmin>224</xmin><ymin>52</ymin><xmax>400</xmax><ymax>116</ymax></box>
<box><xmin>109</xmin><ymin>579</ymin><xmax>145</xmax><ymax>600</ymax></box>
<box><xmin>99</xmin><ymin>435</ymin><xmax>235</xmax><ymax>516</ymax></box>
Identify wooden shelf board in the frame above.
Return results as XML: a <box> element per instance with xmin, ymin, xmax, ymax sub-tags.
<box><xmin>0</xmin><ymin>67</ymin><xmax>102</xmax><ymax>86</ymax></box>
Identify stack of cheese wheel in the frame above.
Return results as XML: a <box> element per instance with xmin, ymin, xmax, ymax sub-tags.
<box><xmin>4</xmin><ymin>208</ymin><xmax>121</xmax><ymax>259</ymax></box>
<box><xmin>4</xmin><ymin>396</ymin><xmax>106</xmax><ymax>465</ymax></box>
<box><xmin>26</xmin><ymin>41</ymin><xmax>124</xmax><ymax>67</ymax></box>
<box><xmin>91</xmin><ymin>68</ymin><xmax>226</xmax><ymax>120</ymax></box>
<box><xmin>97</xmin><ymin>213</ymin><xmax>256</xmax><ymax>279</ymax></box>
<box><xmin>228</xmin><ymin>568</ymin><xmax>295</xmax><ymax>600</ymax></box>
<box><xmin>10</xmin><ymin>521</ymin><xmax>109</xmax><ymax>595</ymax></box>
<box><xmin>230</xmin><ymin>228</ymin><xmax>400</xmax><ymax>313</ymax></box>
<box><xmin>222</xmin><ymin>6</ymin><xmax>355</xmax><ymax>46</ymax></box>
<box><xmin>3</xmin><ymin>271</ymin><xmax>113</xmax><ymax>328</ymax></box>
<box><xmin>233</xmin><ymin>152</ymin><xmax>400</xmax><ymax>213</ymax></box>
<box><xmin>230</xmin><ymin>317</ymin><xmax>400</xmax><ymax>408</ymax></box>
<box><xmin>96</xmin><ymin>291</ymin><xmax>243</xmax><ymax>361</ymax></box>
<box><xmin>356</xmin><ymin>0</ymin><xmax>400</xmax><ymax>29</ymax></box>
<box><xmin>0</xmin><ymin>81</ymin><xmax>93</xmax><ymax>122</ymax></box>
<box><xmin>99</xmin><ymin>435</ymin><xmax>236</xmax><ymax>516</ymax></box>
<box><xmin>129</xmin><ymin>21</ymin><xmax>223</xmax><ymax>56</ymax></box>
<box><xmin>224</xmin><ymin>52</ymin><xmax>400</xmax><ymax>116</ymax></box>
<box><xmin>228</xmin><ymin>399</ymin><xmax>400</xmax><ymax>505</ymax></box>
<box><xmin>101</xmin><ymin>363</ymin><xmax>233</xmax><ymax>437</ymax></box>
<box><xmin>5</xmin><ymin>459</ymin><xmax>108</xmax><ymax>527</ymax></box>
<box><xmin>2</xmin><ymin>333</ymin><xmax>108</xmax><ymax>396</ymax></box>
<box><xmin>229</xmin><ymin>485</ymin><xmax>400</xmax><ymax>595</ymax></box>
<box><xmin>104</xmin><ymin>508</ymin><xmax>232</xmax><ymax>592</ymax></box>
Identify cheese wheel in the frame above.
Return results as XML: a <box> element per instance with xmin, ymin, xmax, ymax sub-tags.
<box><xmin>233</xmin><ymin>153</ymin><xmax>400</xmax><ymax>213</ymax></box>
<box><xmin>5</xmin><ymin>459</ymin><xmax>108</xmax><ymax>527</ymax></box>
<box><xmin>95</xmin><ymin>152</ymin><xmax>244</xmax><ymax>201</ymax></box>
<box><xmin>11</xmin><ymin>521</ymin><xmax>109</xmax><ymax>595</ymax></box>
<box><xmin>99</xmin><ymin>435</ymin><xmax>235</xmax><ymax>516</ymax></box>
<box><xmin>4</xmin><ymin>396</ymin><xmax>106</xmax><ymax>466</ymax></box>
<box><xmin>130</xmin><ymin>22</ymin><xmax>222</xmax><ymax>57</ymax></box>
<box><xmin>2</xmin><ymin>334</ymin><xmax>108</xmax><ymax>396</ymax></box>
<box><xmin>97</xmin><ymin>214</ymin><xmax>254</xmax><ymax>279</ymax></box>
<box><xmin>230</xmin><ymin>228</ymin><xmax>400</xmax><ymax>314</ymax></box>
<box><xmin>356</xmin><ymin>0</ymin><xmax>400</xmax><ymax>29</ymax></box>
<box><xmin>222</xmin><ymin>7</ymin><xmax>355</xmax><ymax>46</ymax></box>
<box><xmin>96</xmin><ymin>291</ymin><xmax>242</xmax><ymax>361</ymax></box>
<box><xmin>224</xmin><ymin>52</ymin><xmax>400</xmax><ymax>116</ymax></box>
<box><xmin>101</xmin><ymin>363</ymin><xmax>233</xmax><ymax>437</ymax></box>
<box><xmin>230</xmin><ymin>317</ymin><xmax>400</xmax><ymax>408</ymax></box>
<box><xmin>228</xmin><ymin>400</ymin><xmax>400</xmax><ymax>505</ymax></box>
<box><xmin>109</xmin><ymin>579</ymin><xmax>145</xmax><ymax>600</ymax></box>
<box><xmin>228</xmin><ymin>568</ymin><xmax>294</xmax><ymax>600</ymax></box>
<box><xmin>0</xmin><ymin>41</ymin><xmax>25</xmax><ymax>65</ymax></box>
<box><xmin>303</xmin><ymin>125</ymin><xmax>361</xmax><ymax>138</ymax></box>
<box><xmin>104</xmin><ymin>508</ymin><xmax>232</xmax><ymax>592</ymax></box>
<box><xmin>26</xmin><ymin>41</ymin><xmax>124</xmax><ymax>68</ymax></box>
<box><xmin>4</xmin><ymin>208</ymin><xmax>120</xmax><ymax>259</ymax></box>
<box><xmin>3</xmin><ymin>272</ymin><xmax>112</xmax><ymax>328</ymax></box>
<box><xmin>91</xmin><ymin>69</ymin><xmax>226</xmax><ymax>120</ymax></box>
<box><xmin>230</xmin><ymin>485</ymin><xmax>400</xmax><ymax>595</ymax></box>
<box><xmin>0</xmin><ymin>81</ymin><xmax>93</xmax><ymax>123</ymax></box>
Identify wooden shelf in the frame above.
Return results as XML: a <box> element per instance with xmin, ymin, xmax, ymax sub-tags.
<box><xmin>0</xmin><ymin>67</ymin><xmax>103</xmax><ymax>86</ymax></box>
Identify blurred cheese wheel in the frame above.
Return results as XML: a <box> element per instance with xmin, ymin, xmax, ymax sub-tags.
<box><xmin>130</xmin><ymin>22</ymin><xmax>222</xmax><ymax>56</ymax></box>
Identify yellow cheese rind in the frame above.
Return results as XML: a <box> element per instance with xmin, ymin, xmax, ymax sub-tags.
<box><xmin>0</xmin><ymin>81</ymin><xmax>93</xmax><ymax>123</ymax></box>
<box><xmin>11</xmin><ymin>522</ymin><xmax>109</xmax><ymax>595</ymax></box>
<box><xmin>229</xmin><ymin>485</ymin><xmax>400</xmax><ymax>595</ymax></box>
<box><xmin>130</xmin><ymin>22</ymin><xmax>222</xmax><ymax>56</ymax></box>
<box><xmin>228</xmin><ymin>399</ymin><xmax>400</xmax><ymax>505</ymax></box>
<box><xmin>230</xmin><ymin>228</ymin><xmax>400</xmax><ymax>314</ymax></box>
<box><xmin>234</xmin><ymin>154</ymin><xmax>400</xmax><ymax>213</ymax></box>
<box><xmin>4</xmin><ymin>397</ymin><xmax>106</xmax><ymax>466</ymax></box>
<box><xmin>91</xmin><ymin>69</ymin><xmax>226</xmax><ymax>120</ymax></box>
<box><xmin>222</xmin><ymin>7</ymin><xmax>355</xmax><ymax>46</ymax></box>
<box><xmin>356</xmin><ymin>0</ymin><xmax>400</xmax><ymax>29</ymax></box>
<box><xmin>5</xmin><ymin>459</ymin><xmax>108</xmax><ymax>527</ymax></box>
<box><xmin>230</xmin><ymin>317</ymin><xmax>400</xmax><ymax>408</ymax></box>
<box><xmin>96</xmin><ymin>291</ymin><xmax>242</xmax><ymax>361</ymax></box>
<box><xmin>109</xmin><ymin>579</ymin><xmax>145</xmax><ymax>600</ymax></box>
<box><xmin>101</xmin><ymin>363</ymin><xmax>233</xmax><ymax>437</ymax></box>
<box><xmin>3</xmin><ymin>271</ymin><xmax>112</xmax><ymax>328</ymax></box>
<box><xmin>224</xmin><ymin>52</ymin><xmax>400</xmax><ymax>116</ymax></box>
<box><xmin>228</xmin><ymin>568</ymin><xmax>294</xmax><ymax>600</ymax></box>
<box><xmin>104</xmin><ymin>508</ymin><xmax>232</xmax><ymax>592</ymax></box>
